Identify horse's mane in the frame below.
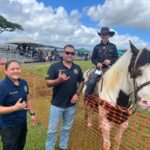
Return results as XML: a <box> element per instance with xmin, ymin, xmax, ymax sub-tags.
<box><xmin>102</xmin><ymin>50</ymin><xmax>132</xmax><ymax>91</ymax></box>
<box><xmin>98</xmin><ymin>50</ymin><xmax>133</xmax><ymax>104</ymax></box>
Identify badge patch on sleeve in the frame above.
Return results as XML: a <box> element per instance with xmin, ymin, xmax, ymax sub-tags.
<box><xmin>24</xmin><ymin>86</ymin><xmax>28</xmax><ymax>92</ymax></box>
<box><xmin>73</xmin><ymin>69</ymin><xmax>78</xmax><ymax>74</ymax></box>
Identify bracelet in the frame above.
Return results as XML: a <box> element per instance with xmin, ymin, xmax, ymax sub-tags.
<box><xmin>30</xmin><ymin>112</ymin><xmax>35</xmax><ymax>116</ymax></box>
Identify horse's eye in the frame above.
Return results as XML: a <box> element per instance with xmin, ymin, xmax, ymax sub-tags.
<box><xmin>136</xmin><ymin>70</ymin><xmax>142</xmax><ymax>77</ymax></box>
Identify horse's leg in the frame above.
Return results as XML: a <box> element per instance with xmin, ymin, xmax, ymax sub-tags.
<box><xmin>87</xmin><ymin>107</ymin><xmax>92</xmax><ymax>127</ymax></box>
<box><xmin>99</xmin><ymin>106</ymin><xmax>112</xmax><ymax>150</ymax></box>
<box><xmin>113</xmin><ymin>121</ymin><xmax>128</xmax><ymax>150</ymax></box>
<box><xmin>101</xmin><ymin>117</ymin><xmax>113</xmax><ymax>150</ymax></box>
<box><xmin>98</xmin><ymin>106</ymin><xmax>106</xmax><ymax>128</ymax></box>
<box><xmin>84</xmin><ymin>102</ymin><xmax>93</xmax><ymax>127</ymax></box>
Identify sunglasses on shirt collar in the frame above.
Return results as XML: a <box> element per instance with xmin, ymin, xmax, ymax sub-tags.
<box><xmin>64</xmin><ymin>51</ymin><xmax>75</xmax><ymax>56</ymax></box>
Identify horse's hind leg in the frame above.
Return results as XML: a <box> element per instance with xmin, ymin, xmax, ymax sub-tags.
<box><xmin>113</xmin><ymin>121</ymin><xmax>128</xmax><ymax>150</ymax></box>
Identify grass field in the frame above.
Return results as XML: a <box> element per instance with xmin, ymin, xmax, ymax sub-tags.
<box><xmin>0</xmin><ymin>61</ymin><xmax>150</xmax><ymax>150</ymax></box>
<box><xmin>23</xmin><ymin>60</ymin><xmax>94</xmax><ymax>75</ymax></box>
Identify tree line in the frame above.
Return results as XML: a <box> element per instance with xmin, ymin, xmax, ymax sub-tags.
<box><xmin>0</xmin><ymin>15</ymin><xmax>23</xmax><ymax>33</ymax></box>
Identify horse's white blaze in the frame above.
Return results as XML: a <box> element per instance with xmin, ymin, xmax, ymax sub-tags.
<box><xmin>136</xmin><ymin>65</ymin><xmax>150</xmax><ymax>110</ymax></box>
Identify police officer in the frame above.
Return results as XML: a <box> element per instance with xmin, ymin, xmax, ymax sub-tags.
<box><xmin>45</xmin><ymin>44</ymin><xmax>84</xmax><ymax>150</ymax></box>
<box><xmin>0</xmin><ymin>60</ymin><xmax>36</xmax><ymax>150</ymax></box>
<box><xmin>85</xmin><ymin>27</ymin><xmax>118</xmax><ymax>95</ymax></box>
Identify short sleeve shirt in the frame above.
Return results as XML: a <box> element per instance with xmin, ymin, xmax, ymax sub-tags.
<box><xmin>46</xmin><ymin>61</ymin><xmax>84</xmax><ymax>108</ymax></box>
<box><xmin>0</xmin><ymin>76</ymin><xmax>29</xmax><ymax>128</ymax></box>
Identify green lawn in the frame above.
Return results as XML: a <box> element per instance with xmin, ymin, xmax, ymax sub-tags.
<box><xmin>23</xmin><ymin>61</ymin><xmax>94</xmax><ymax>76</ymax></box>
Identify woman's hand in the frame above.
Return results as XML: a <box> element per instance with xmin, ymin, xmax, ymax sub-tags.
<box><xmin>13</xmin><ymin>98</ymin><xmax>28</xmax><ymax>111</ymax></box>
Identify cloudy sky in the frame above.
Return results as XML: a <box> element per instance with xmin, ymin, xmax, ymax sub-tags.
<box><xmin>0</xmin><ymin>0</ymin><xmax>150</xmax><ymax>50</ymax></box>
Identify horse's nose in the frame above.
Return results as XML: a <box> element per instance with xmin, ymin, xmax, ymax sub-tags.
<box><xmin>141</xmin><ymin>100</ymin><xmax>148</xmax><ymax>105</ymax></box>
<box><xmin>139</xmin><ymin>98</ymin><xmax>150</xmax><ymax>107</ymax></box>
<box><xmin>137</xmin><ymin>95</ymin><xmax>150</xmax><ymax>109</ymax></box>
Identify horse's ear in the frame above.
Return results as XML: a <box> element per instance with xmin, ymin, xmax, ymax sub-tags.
<box><xmin>129</xmin><ymin>40</ymin><xmax>139</xmax><ymax>56</ymax></box>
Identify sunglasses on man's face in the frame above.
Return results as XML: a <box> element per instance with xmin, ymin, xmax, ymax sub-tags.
<box><xmin>64</xmin><ymin>51</ymin><xmax>75</xmax><ymax>56</ymax></box>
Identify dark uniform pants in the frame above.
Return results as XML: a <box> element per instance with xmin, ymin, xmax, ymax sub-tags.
<box><xmin>0</xmin><ymin>121</ymin><xmax>27</xmax><ymax>150</ymax></box>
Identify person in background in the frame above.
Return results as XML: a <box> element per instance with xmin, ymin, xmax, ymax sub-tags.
<box><xmin>45</xmin><ymin>44</ymin><xmax>84</xmax><ymax>150</ymax></box>
<box><xmin>84</xmin><ymin>26</ymin><xmax>118</xmax><ymax>96</ymax></box>
<box><xmin>0</xmin><ymin>60</ymin><xmax>36</xmax><ymax>150</ymax></box>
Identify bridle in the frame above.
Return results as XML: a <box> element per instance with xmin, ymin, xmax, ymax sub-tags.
<box><xmin>135</xmin><ymin>81</ymin><xmax>150</xmax><ymax>93</ymax></box>
<box><xmin>132</xmin><ymin>76</ymin><xmax>150</xmax><ymax>104</ymax></box>
<box><xmin>129</xmin><ymin>52</ymin><xmax>150</xmax><ymax>104</ymax></box>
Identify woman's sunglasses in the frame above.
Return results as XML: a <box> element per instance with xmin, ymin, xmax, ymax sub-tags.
<box><xmin>64</xmin><ymin>51</ymin><xmax>75</xmax><ymax>56</ymax></box>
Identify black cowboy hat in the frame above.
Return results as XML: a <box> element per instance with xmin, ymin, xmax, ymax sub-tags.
<box><xmin>97</xmin><ymin>27</ymin><xmax>115</xmax><ymax>37</ymax></box>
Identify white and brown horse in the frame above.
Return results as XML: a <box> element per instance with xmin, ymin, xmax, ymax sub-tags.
<box><xmin>83</xmin><ymin>41</ymin><xmax>150</xmax><ymax>150</ymax></box>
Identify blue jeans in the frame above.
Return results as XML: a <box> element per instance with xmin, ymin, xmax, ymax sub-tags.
<box><xmin>46</xmin><ymin>105</ymin><xmax>76</xmax><ymax>150</ymax></box>
<box><xmin>85</xmin><ymin>70</ymin><xmax>100</xmax><ymax>95</ymax></box>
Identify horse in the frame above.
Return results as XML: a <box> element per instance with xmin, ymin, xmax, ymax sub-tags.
<box><xmin>82</xmin><ymin>41</ymin><xmax>150</xmax><ymax>150</ymax></box>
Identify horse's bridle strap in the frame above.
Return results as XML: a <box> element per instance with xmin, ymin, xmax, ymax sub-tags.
<box><xmin>135</xmin><ymin>81</ymin><xmax>150</xmax><ymax>93</ymax></box>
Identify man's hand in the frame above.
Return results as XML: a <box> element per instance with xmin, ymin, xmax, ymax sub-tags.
<box><xmin>97</xmin><ymin>63</ymin><xmax>103</xmax><ymax>68</ymax></box>
<box><xmin>13</xmin><ymin>98</ymin><xmax>28</xmax><ymax>111</ymax></box>
<box><xmin>46</xmin><ymin>70</ymin><xmax>70</xmax><ymax>87</ymax></box>
<box><xmin>31</xmin><ymin>115</ymin><xmax>36</xmax><ymax>126</ymax></box>
<box><xmin>103</xmin><ymin>59</ymin><xmax>111</xmax><ymax>65</ymax></box>
<box><xmin>71</xmin><ymin>93</ymin><xmax>80</xmax><ymax>104</ymax></box>
<box><xmin>57</xmin><ymin>70</ymin><xmax>70</xmax><ymax>83</ymax></box>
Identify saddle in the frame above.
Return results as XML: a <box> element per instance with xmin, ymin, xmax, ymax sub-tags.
<box><xmin>85</xmin><ymin>67</ymin><xmax>109</xmax><ymax>95</ymax></box>
<box><xmin>84</xmin><ymin>67</ymin><xmax>109</xmax><ymax>113</ymax></box>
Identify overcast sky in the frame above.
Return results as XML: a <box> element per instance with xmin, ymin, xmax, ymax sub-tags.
<box><xmin>0</xmin><ymin>0</ymin><xmax>150</xmax><ymax>50</ymax></box>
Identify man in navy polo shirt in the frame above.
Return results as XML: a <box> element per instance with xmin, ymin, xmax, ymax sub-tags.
<box><xmin>0</xmin><ymin>60</ymin><xmax>36</xmax><ymax>150</ymax></box>
<box><xmin>45</xmin><ymin>44</ymin><xmax>84</xmax><ymax>150</ymax></box>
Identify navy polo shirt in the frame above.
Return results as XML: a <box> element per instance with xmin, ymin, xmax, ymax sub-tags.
<box><xmin>46</xmin><ymin>61</ymin><xmax>84</xmax><ymax>108</ymax></box>
<box><xmin>0</xmin><ymin>76</ymin><xmax>29</xmax><ymax>128</ymax></box>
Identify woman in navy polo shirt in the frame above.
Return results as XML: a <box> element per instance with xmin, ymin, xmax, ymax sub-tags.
<box><xmin>0</xmin><ymin>60</ymin><xmax>36</xmax><ymax>150</ymax></box>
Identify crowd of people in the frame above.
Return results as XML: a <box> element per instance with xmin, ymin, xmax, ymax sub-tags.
<box><xmin>0</xmin><ymin>26</ymin><xmax>118</xmax><ymax>150</ymax></box>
